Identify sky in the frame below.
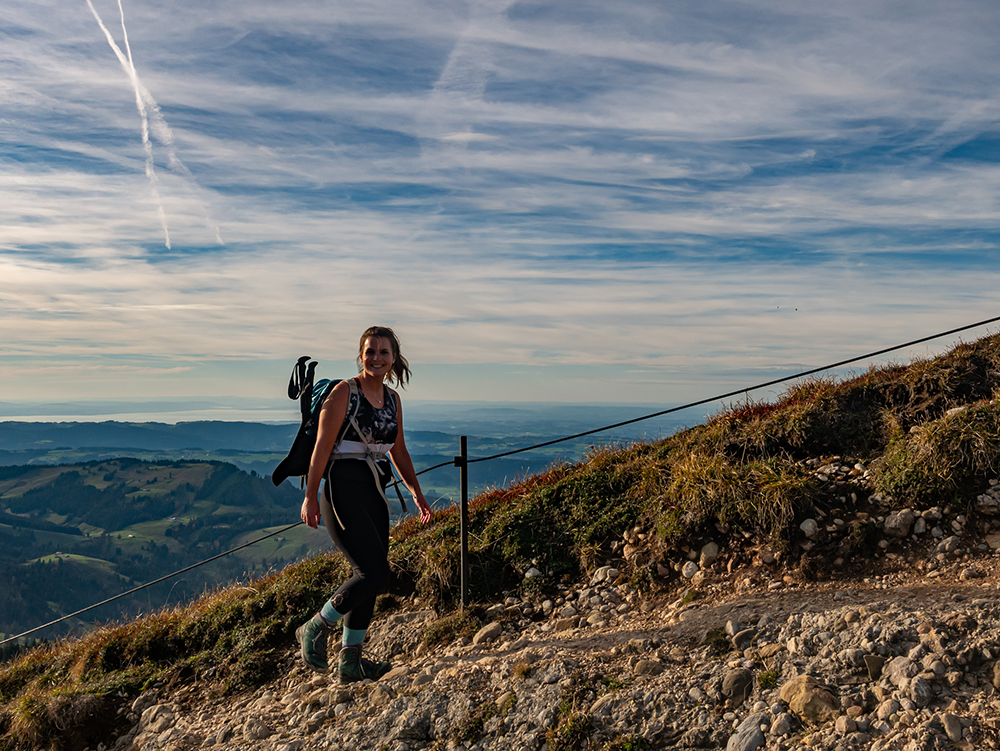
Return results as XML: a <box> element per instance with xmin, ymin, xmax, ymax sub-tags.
<box><xmin>3</xmin><ymin>0</ymin><xmax>1000</xmax><ymax>418</ymax></box>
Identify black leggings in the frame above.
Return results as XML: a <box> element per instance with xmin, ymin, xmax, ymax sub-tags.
<box><xmin>319</xmin><ymin>458</ymin><xmax>391</xmax><ymax>631</ymax></box>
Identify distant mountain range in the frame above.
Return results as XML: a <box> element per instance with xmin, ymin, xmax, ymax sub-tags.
<box><xmin>0</xmin><ymin>421</ymin><xmax>296</xmax><ymax>452</ymax></box>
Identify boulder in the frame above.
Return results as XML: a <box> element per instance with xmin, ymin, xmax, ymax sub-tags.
<box><xmin>864</xmin><ymin>654</ymin><xmax>887</xmax><ymax>681</ymax></box>
<box><xmin>883</xmin><ymin>509</ymin><xmax>915</xmax><ymax>538</ymax></box>
<box><xmin>634</xmin><ymin>660</ymin><xmax>664</xmax><ymax>676</ymax></box>
<box><xmin>942</xmin><ymin>713</ymin><xmax>963</xmax><ymax>742</ymax></box>
<box><xmin>473</xmin><ymin>622</ymin><xmax>503</xmax><ymax>645</ymax></box>
<box><xmin>722</xmin><ymin>668</ymin><xmax>754</xmax><ymax>707</ymax></box>
<box><xmin>140</xmin><ymin>705</ymin><xmax>176</xmax><ymax>734</ymax></box>
<box><xmin>770</xmin><ymin>712</ymin><xmax>794</xmax><ymax>736</ymax></box>
<box><xmin>779</xmin><ymin>675</ymin><xmax>839</xmax><ymax>724</ymax></box>
<box><xmin>732</xmin><ymin>629</ymin><xmax>757</xmax><ymax>653</ymax></box>
<box><xmin>909</xmin><ymin>676</ymin><xmax>934</xmax><ymax>708</ymax></box>
<box><xmin>726</xmin><ymin>712</ymin><xmax>767</xmax><ymax>751</ymax></box>
<box><xmin>699</xmin><ymin>542</ymin><xmax>720</xmax><ymax>567</ymax></box>
<box><xmin>884</xmin><ymin>656</ymin><xmax>919</xmax><ymax>689</ymax></box>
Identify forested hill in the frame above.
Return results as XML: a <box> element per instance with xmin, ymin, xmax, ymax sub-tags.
<box><xmin>0</xmin><ymin>458</ymin><xmax>308</xmax><ymax>641</ymax></box>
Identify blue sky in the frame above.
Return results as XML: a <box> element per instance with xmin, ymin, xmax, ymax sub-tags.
<box><xmin>2</xmin><ymin>0</ymin><xmax>1000</xmax><ymax>414</ymax></box>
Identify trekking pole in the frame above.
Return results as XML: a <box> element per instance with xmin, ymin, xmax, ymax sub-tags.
<box><xmin>454</xmin><ymin>436</ymin><xmax>470</xmax><ymax>610</ymax></box>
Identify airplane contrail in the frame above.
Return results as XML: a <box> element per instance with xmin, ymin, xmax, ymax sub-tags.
<box><xmin>86</xmin><ymin>0</ymin><xmax>170</xmax><ymax>248</ymax></box>
<box><xmin>86</xmin><ymin>0</ymin><xmax>224</xmax><ymax>247</ymax></box>
<box><xmin>115</xmin><ymin>0</ymin><xmax>224</xmax><ymax>245</ymax></box>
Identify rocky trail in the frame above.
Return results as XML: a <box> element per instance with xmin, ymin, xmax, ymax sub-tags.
<box><xmin>112</xmin><ymin>552</ymin><xmax>1000</xmax><ymax>751</ymax></box>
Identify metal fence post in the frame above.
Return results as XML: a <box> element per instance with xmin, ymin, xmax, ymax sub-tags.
<box><xmin>456</xmin><ymin>435</ymin><xmax>469</xmax><ymax>609</ymax></box>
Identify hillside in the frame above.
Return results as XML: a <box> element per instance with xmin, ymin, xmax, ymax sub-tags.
<box><xmin>3</xmin><ymin>333</ymin><xmax>1000</xmax><ymax>750</ymax></box>
<box><xmin>0</xmin><ymin>459</ymin><xmax>304</xmax><ymax>640</ymax></box>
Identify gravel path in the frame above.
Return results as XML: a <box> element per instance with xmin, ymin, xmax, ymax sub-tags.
<box><xmin>111</xmin><ymin>560</ymin><xmax>1000</xmax><ymax>751</ymax></box>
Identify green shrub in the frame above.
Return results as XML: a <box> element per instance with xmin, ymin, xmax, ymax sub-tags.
<box><xmin>874</xmin><ymin>401</ymin><xmax>1000</xmax><ymax>505</ymax></box>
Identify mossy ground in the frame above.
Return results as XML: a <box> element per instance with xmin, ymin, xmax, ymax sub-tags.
<box><xmin>4</xmin><ymin>333</ymin><xmax>1000</xmax><ymax>750</ymax></box>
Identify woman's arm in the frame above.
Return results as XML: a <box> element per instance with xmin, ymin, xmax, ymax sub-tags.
<box><xmin>388</xmin><ymin>394</ymin><xmax>432</xmax><ymax>524</ymax></box>
<box><xmin>300</xmin><ymin>380</ymin><xmax>350</xmax><ymax>528</ymax></box>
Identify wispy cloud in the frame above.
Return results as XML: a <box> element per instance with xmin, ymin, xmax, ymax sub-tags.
<box><xmin>2</xmin><ymin>0</ymin><xmax>999</xmax><ymax>404</ymax></box>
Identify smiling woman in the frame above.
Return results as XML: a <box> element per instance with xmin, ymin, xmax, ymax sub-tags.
<box><xmin>295</xmin><ymin>325</ymin><xmax>431</xmax><ymax>684</ymax></box>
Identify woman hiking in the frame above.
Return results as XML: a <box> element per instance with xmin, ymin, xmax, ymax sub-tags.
<box><xmin>296</xmin><ymin>326</ymin><xmax>432</xmax><ymax>682</ymax></box>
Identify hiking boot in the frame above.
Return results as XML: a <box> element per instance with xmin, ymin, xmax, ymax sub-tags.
<box><xmin>295</xmin><ymin>616</ymin><xmax>330</xmax><ymax>672</ymax></box>
<box><xmin>338</xmin><ymin>644</ymin><xmax>391</xmax><ymax>684</ymax></box>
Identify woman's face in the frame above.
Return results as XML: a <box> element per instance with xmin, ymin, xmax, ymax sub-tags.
<box><xmin>361</xmin><ymin>336</ymin><xmax>395</xmax><ymax>378</ymax></box>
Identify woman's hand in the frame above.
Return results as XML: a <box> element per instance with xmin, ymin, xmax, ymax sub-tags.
<box><xmin>414</xmin><ymin>492</ymin><xmax>432</xmax><ymax>524</ymax></box>
<box><xmin>300</xmin><ymin>495</ymin><xmax>321</xmax><ymax>528</ymax></box>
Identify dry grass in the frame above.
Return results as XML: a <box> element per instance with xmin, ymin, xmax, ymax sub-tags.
<box><xmin>874</xmin><ymin>400</ymin><xmax>1000</xmax><ymax>505</ymax></box>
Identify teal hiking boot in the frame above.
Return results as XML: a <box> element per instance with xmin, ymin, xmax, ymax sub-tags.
<box><xmin>295</xmin><ymin>616</ymin><xmax>330</xmax><ymax>672</ymax></box>
<box><xmin>338</xmin><ymin>644</ymin><xmax>391</xmax><ymax>684</ymax></box>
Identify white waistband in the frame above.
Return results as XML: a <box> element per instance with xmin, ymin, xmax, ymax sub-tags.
<box><xmin>334</xmin><ymin>440</ymin><xmax>394</xmax><ymax>456</ymax></box>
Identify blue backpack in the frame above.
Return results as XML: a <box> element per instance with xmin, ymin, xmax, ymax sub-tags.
<box><xmin>272</xmin><ymin>356</ymin><xmax>358</xmax><ymax>486</ymax></box>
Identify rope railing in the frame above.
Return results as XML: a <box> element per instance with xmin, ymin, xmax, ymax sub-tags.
<box><xmin>3</xmin><ymin>313</ymin><xmax>999</xmax><ymax>642</ymax></box>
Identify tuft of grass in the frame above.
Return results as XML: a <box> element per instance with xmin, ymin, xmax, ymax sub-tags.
<box><xmin>874</xmin><ymin>401</ymin><xmax>1000</xmax><ymax>505</ymax></box>
<box><xmin>599</xmin><ymin>675</ymin><xmax>626</xmax><ymax>692</ymax></box>
<box><xmin>0</xmin><ymin>552</ymin><xmax>350</xmax><ymax>748</ymax></box>
<box><xmin>421</xmin><ymin>610</ymin><xmax>482</xmax><ymax>648</ymax></box>
<box><xmin>546</xmin><ymin>701</ymin><xmax>593</xmax><ymax>751</ymax></box>
<box><xmin>661</xmin><ymin>454</ymin><xmax>815</xmax><ymax>547</ymax></box>
<box><xmin>702</xmin><ymin>628</ymin><xmax>731</xmax><ymax>657</ymax></box>
<box><xmin>758</xmin><ymin>669</ymin><xmax>779</xmax><ymax>690</ymax></box>
<box><xmin>512</xmin><ymin>661</ymin><xmax>534</xmax><ymax>681</ymax></box>
<box><xmin>450</xmin><ymin>699</ymin><xmax>498</xmax><ymax>745</ymax></box>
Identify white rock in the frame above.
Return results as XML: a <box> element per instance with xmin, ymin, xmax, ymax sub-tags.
<box><xmin>884</xmin><ymin>509</ymin><xmax>915</xmax><ymax>538</ymax></box>
<box><xmin>699</xmin><ymin>542</ymin><xmax>720</xmax><ymax>568</ymax></box>
<box><xmin>770</xmin><ymin>713</ymin><xmax>794</xmax><ymax>736</ymax></box>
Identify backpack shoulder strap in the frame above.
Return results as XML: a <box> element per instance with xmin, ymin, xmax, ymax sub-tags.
<box><xmin>337</xmin><ymin>378</ymin><xmax>362</xmax><ymax>443</ymax></box>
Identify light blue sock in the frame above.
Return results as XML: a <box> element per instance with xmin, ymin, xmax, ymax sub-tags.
<box><xmin>342</xmin><ymin>627</ymin><xmax>367</xmax><ymax>647</ymax></box>
<box><xmin>319</xmin><ymin>600</ymin><xmax>345</xmax><ymax>626</ymax></box>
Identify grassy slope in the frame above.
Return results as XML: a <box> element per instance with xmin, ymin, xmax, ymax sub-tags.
<box><xmin>3</xmin><ymin>334</ymin><xmax>1000</xmax><ymax>750</ymax></box>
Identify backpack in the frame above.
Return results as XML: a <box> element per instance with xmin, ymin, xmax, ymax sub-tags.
<box><xmin>271</xmin><ymin>357</ymin><xmax>353</xmax><ymax>487</ymax></box>
<box><xmin>271</xmin><ymin>357</ymin><xmax>408</xmax><ymax>513</ymax></box>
